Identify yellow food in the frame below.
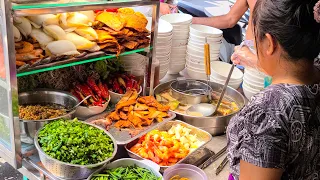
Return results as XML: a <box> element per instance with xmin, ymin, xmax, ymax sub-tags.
<box><xmin>170</xmin><ymin>175</ymin><xmax>189</xmax><ymax>180</ymax></box>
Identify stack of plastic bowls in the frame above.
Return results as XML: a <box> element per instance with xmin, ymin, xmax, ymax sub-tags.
<box><xmin>147</xmin><ymin>18</ymin><xmax>173</xmax><ymax>79</ymax></box>
<box><xmin>243</xmin><ymin>68</ymin><xmax>267</xmax><ymax>99</ymax></box>
<box><xmin>186</xmin><ymin>24</ymin><xmax>223</xmax><ymax>78</ymax></box>
<box><xmin>209</xmin><ymin>61</ymin><xmax>244</xmax><ymax>89</ymax></box>
<box><xmin>161</xmin><ymin>13</ymin><xmax>193</xmax><ymax>74</ymax></box>
<box><xmin>120</xmin><ymin>53</ymin><xmax>147</xmax><ymax>77</ymax></box>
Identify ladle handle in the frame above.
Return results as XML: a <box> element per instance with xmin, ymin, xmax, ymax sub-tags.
<box><xmin>216</xmin><ymin>65</ymin><xmax>235</xmax><ymax>110</ymax></box>
<box><xmin>204</xmin><ymin>43</ymin><xmax>211</xmax><ymax>76</ymax></box>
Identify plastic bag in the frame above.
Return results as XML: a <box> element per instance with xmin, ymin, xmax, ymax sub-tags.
<box><xmin>232</xmin><ymin>40</ymin><xmax>273</xmax><ymax>87</ymax></box>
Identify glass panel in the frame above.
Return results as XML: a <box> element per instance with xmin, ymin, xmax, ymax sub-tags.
<box><xmin>0</xmin><ymin>14</ymin><xmax>6</xmax><ymax>82</ymax></box>
<box><xmin>0</xmin><ymin>85</ymin><xmax>9</xmax><ymax>118</ymax></box>
<box><xmin>17</xmin><ymin>47</ymin><xmax>149</xmax><ymax>77</ymax></box>
<box><xmin>0</xmin><ymin>115</ymin><xmax>11</xmax><ymax>148</ymax></box>
<box><xmin>12</xmin><ymin>0</ymin><xmax>141</xmax><ymax>10</ymax></box>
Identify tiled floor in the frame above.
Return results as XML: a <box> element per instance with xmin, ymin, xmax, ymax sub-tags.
<box><xmin>0</xmin><ymin>159</ymin><xmax>23</xmax><ymax>180</ymax></box>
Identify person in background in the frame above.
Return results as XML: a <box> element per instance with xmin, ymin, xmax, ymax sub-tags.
<box><xmin>227</xmin><ymin>0</ymin><xmax>320</xmax><ymax>180</ymax></box>
<box><xmin>133</xmin><ymin>2</ymin><xmax>177</xmax><ymax>17</ymax></box>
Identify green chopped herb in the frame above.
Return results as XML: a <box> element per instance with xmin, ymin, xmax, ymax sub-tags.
<box><xmin>38</xmin><ymin>119</ymin><xmax>114</xmax><ymax>165</ymax></box>
<box><xmin>91</xmin><ymin>165</ymin><xmax>161</xmax><ymax>180</ymax></box>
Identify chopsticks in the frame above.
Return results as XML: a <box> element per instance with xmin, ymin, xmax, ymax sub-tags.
<box><xmin>199</xmin><ymin>145</ymin><xmax>227</xmax><ymax>169</ymax></box>
<box><xmin>216</xmin><ymin>156</ymin><xmax>229</xmax><ymax>175</ymax></box>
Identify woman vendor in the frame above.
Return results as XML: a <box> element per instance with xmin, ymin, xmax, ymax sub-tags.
<box><xmin>227</xmin><ymin>0</ymin><xmax>320</xmax><ymax>180</ymax></box>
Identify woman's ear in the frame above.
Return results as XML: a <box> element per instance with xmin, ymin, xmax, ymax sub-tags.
<box><xmin>265</xmin><ymin>33</ymin><xmax>276</xmax><ymax>56</ymax></box>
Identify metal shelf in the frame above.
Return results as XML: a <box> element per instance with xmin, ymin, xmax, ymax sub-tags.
<box><xmin>16</xmin><ymin>47</ymin><xmax>149</xmax><ymax>77</ymax></box>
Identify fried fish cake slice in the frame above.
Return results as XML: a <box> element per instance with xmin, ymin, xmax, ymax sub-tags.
<box><xmin>96</xmin><ymin>12</ymin><xmax>126</xmax><ymax>31</ymax></box>
<box><xmin>119</xmin><ymin>13</ymin><xmax>148</xmax><ymax>32</ymax></box>
<box><xmin>99</xmin><ymin>42</ymin><xmax>118</xmax><ymax>49</ymax></box>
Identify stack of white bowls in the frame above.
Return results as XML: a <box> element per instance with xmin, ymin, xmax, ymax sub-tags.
<box><xmin>147</xmin><ymin>18</ymin><xmax>173</xmax><ymax>79</ymax></box>
<box><xmin>243</xmin><ymin>68</ymin><xmax>267</xmax><ymax>99</ymax></box>
<box><xmin>186</xmin><ymin>25</ymin><xmax>223</xmax><ymax>77</ymax></box>
<box><xmin>120</xmin><ymin>53</ymin><xmax>147</xmax><ymax>77</ymax></box>
<box><xmin>161</xmin><ymin>13</ymin><xmax>193</xmax><ymax>74</ymax></box>
<box><xmin>210</xmin><ymin>61</ymin><xmax>244</xmax><ymax>89</ymax></box>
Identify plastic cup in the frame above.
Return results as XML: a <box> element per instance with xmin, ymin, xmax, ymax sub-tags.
<box><xmin>163</xmin><ymin>164</ymin><xmax>208</xmax><ymax>180</ymax></box>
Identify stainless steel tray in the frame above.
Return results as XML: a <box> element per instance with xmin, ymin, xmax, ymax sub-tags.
<box><xmin>85</xmin><ymin>111</ymin><xmax>176</xmax><ymax>145</ymax></box>
<box><xmin>125</xmin><ymin>120</ymin><xmax>212</xmax><ymax>172</ymax></box>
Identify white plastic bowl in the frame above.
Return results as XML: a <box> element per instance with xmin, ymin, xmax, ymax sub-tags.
<box><xmin>187</xmin><ymin>45</ymin><xmax>220</xmax><ymax>56</ymax></box>
<box><xmin>171</xmin><ymin>46</ymin><xmax>187</xmax><ymax>54</ymax></box>
<box><xmin>187</xmin><ymin>51</ymin><xmax>220</xmax><ymax>61</ymax></box>
<box><xmin>159</xmin><ymin>70</ymin><xmax>168</xmax><ymax>80</ymax></box>
<box><xmin>172</xmin><ymin>40</ymin><xmax>188</xmax><ymax>46</ymax></box>
<box><xmin>109</xmin><ymin>86</ymin><xmax>142</xmax><ymax>104</ymax></box>
<box><xmin>161</xmin><ymin>13</ymin><xmax>193</xmax><ymax>25</ymax></box>
<box><xmin>190</xmin><ymin>24</ymin><xmax>223</xmax><ymax>38</ymax></box>
<box><xmin>157</xmin><ymin>36</ymin><xmax>173</xmax><ymax>43</ymax></box>
<box><xmin>189</xmin><ymin>32</ymin><xmax>223</xmax><ymax>42</ymax></box>
<box><xmin>168</xmin><ymin>62</ymin><xmax>186</xmax><ymax>74</ymax></box>
<box><xmin>243</xmin><ymin>75</ymin><xmax>264</xmax><ymax>86</ymax></box>
<box><xmin>243</xmin><ymin>82</ymin><xmax>261</xmax><ymax>99</ymax></box>
<box><xmin>186</xmin><ymin>67</ymin><xmax>207</xmax><ymax>80</ymax></box>
<box><xmin>211</xmin><ymin>61</ymin><xmax>244</xmax><ymax>81</ymax></box>
<box><xmin>74</xmin><ymin>95</ymin><xmax>110</xmax><ymax>119</ymax></box>
<box><xmin>147</xmin><ymin>17</ymin><xmax>173</xmax><ymax>34</ymax></box>
<box><xmin>189</xmin><ymin>41</ymin><xmax>222</xmax><ymax>52</ymax></box>
<box><xmin>244</xmin><ymin>68</ymin><xmax>267</xmax><ymax>82</ymax></box>
<box><xmin>211</xmin><ymin>76</ymin><xmax>242</xmax><ymax>89</ymax></box>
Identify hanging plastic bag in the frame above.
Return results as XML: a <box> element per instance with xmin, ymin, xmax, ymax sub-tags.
<box><xmin>232</xmin><ymin>40</ymin><xmax>272</xmax><ymax>88</ymax></box>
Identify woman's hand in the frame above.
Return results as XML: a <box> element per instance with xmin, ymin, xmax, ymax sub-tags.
<box><xmin>231</xmin><ymin>45</ymin><xmax>258</xmax><ymax>68</ymax></box>
<box><xmin>160</xmin><ymin>3</ymin><xmax>177</xmax><ymax>15</ymax></box>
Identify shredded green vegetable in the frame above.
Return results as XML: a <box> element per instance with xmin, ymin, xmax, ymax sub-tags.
<box><xmin>38</xmin><ymin>119</ymin><xmax>114</xmax><ymax>165</ymax></box>
<box><xmin>91</xmin><ymin>165</ymin><xmax>161</xmax><ymax>180</ymax></box>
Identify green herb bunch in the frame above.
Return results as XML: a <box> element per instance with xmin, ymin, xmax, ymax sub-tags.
<box><xmin>91</xmin><ymin>165</ymin><xmax>161</xmax><ymax>180</ymax></box>
<box><xmin>38</xmin><ymin>119</ymin><xmax>114</xmax><ymax>165</ymax></box>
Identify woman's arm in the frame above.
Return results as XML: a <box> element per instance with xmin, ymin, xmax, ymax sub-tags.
<box><xmin>192</xmin><ymin>0</ymin><xmax>249</xmax><ymax>29</ymax></box>
<box><xmin>240</xmin><ymin>160</ymin><xmax>284</xmax><ymax>180</ymax></box>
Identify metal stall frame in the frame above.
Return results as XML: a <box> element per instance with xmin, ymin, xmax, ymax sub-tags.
<box><xmin>0</xmin><ymin>0</ymin><xmax>160</xmax><ymax>179</ymax></box>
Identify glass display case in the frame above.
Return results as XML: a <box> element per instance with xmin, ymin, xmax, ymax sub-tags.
<box><xmin>0</xmin><ymin>0</ymin><xmax>160</xmax><ymax>179</ymax></box>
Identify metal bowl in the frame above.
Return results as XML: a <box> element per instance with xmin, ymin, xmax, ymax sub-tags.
<box><xmin>34</xmin><ymin>121</ymin><xmax>118</xmax><ymax>180</ymax></box>
<box><xmin>170</xmin><ymin>79</ymin><xmax>212</xmax><ymax>105</ymax></box>
<box><xmin>19</xmin><ymin>90</ymin><xmax>79</xmax><ymax>143</ymax></box>
<box><xmin>154</xmin><ymin>80</ymin><xmax>246</xmax><ymax>136</ymax></box>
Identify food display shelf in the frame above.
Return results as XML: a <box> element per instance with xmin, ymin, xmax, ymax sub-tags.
<box><xmin>12</xmin><ymin>0</ymin><xmax>144</xmax><ymax>16</ymax></box>
<box><xmin>16</xmin><ymin>47</ymin><xmax>149</xmax><ymax>77</ymax></box>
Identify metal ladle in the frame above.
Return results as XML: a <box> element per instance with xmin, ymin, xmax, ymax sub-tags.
<box><xmin>66</xmin><ymin>95</ymin><xmax>92</xmax><ymax>112</ymax></box>
<box><xmin>187</xmin><ymin>42</ymin><xmax>235</xmax><ymax>117</ymax></box>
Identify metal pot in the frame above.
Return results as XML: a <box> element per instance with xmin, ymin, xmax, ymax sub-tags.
<box><xmin>19</xmin><ymin>90</ymin><xmax>79</xmax><ymax>143</ymax></box>
<box><xmin>154</xmin><ymin>80</ymin><xmax>246</xmax><ymax>136</ymax></box>
<box><xmin>170</xmin><ymin>79</ymin><xmax>212</xmax><ymax>105</ymax></box>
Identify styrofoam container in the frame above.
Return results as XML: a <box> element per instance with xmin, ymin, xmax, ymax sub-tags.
<box><xmin>211</xmin><ymin>76</ymin><xmax>242</xmax><ymax>89</ymax></box>
<box><xmin>243</xmin><ymin>82</ymin><xmax>261</xmax><ymax>99</ymax></box>
<box><xmin>190</xmin><ymin>24</ymin><xmax>223</xmax><ymax>38</ymax></box>
<box><xmin>161</xmin><ymin>13</ymin><xmax>193</xmax><ymax>25</ymax></box>
<box><xmin>211</xmin><ymin>61</ymin><xmax>244</xmax><ymax>81</ymax></box>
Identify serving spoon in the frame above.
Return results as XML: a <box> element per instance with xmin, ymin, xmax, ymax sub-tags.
<box><xmin>66</xmin><ymin>95</ymin><xmax>92</xmax><ymax>112</ymax></box>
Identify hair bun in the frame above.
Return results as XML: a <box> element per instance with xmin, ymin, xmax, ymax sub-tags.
<box><xmin>314</xmin><ymin>0</ymin><xmax>320</xmax><ymax>23</ymax></box>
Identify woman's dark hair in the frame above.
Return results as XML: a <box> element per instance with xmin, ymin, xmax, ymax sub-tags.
<box><xmin>252</xmin><ymin>0</ymin><xmax>320</xmax><ymax>61</ymax></box>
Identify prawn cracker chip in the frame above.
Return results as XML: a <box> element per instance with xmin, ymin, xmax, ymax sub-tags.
<box><xmin>96</xmin><ymin>30</ymin><xmax>117</xmax><ymax>43</ymax></box>
<box><xmin>96</xmin><ymin>12</ymin><xmax>126</xmax><ymax>31</ymax></box>
<box><xmin>123</xmin><ymin>41</ymin><xmax>139</xmax><ymax>49</ymax></box>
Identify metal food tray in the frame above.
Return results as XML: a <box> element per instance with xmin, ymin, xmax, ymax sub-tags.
<box><xmin>125</xmin><ymin>120</ymin><xmax>212</xmax><ymax>172</ymax></box>
<box><xmin>85</xmin><ymin>111</ymin><xmax>176</xmax><ymax>145</ymax></box>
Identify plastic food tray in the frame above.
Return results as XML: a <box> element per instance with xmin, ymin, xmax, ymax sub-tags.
<box><xmin>125</xmin><ymin>120</ymin><xmax>212</xmax><ymax>172</ymax></box>
<box><xmin>85</xmin><ymin>111</ymin><xmax>176</xmax><ymax>145</ymax></box>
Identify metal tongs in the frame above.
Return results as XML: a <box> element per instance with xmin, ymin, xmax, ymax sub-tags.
<box><xmin>199</xmin><ymin>145</ymin><xmax>229</xmax><ymax>175</ymax></box>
